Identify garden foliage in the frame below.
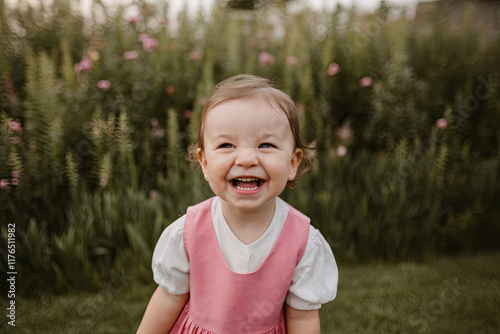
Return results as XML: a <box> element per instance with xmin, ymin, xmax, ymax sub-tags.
<box><xmin>0</xmin><ymin>0</ymin><xmax>499</xmax><ymax>293</ymax></box>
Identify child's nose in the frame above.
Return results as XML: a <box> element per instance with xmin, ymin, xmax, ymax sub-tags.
<box><xmin>235</xmin><ymin>148</ymin><xmax>258</xmax><ymax>167</ymax></box>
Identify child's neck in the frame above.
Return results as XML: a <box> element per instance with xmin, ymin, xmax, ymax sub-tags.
<box><xmin>220</xmin><ymin>199</ymin><xmax>276</xmax><ymax>245</ymax></box>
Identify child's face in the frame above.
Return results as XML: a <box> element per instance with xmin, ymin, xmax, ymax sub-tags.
<box><xmin>198</xmin><ymin>99</ymin><xmax>302</xmax><ymax>213</ymax></box>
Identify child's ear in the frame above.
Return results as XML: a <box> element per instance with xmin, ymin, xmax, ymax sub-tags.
<box><xmin>197</xmin><ymin>148</ymin><xmax>208</xmax><ymax>181</ymax></box>
<box><xmin>288</xmin><ymin>148</ymin><xmax>303</xmax><ymax>181</ymax></box>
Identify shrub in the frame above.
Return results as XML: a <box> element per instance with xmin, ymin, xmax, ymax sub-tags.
<box><xmin>0</xmin><ymin>0</ymin><xmax>498</xmax><ymax>293</ymax></box>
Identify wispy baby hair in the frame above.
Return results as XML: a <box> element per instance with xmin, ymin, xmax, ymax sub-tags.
<box><xmin>187</xmin><ymin>74</ymin><xmax>316</xmax><ymax>188</ymax></box>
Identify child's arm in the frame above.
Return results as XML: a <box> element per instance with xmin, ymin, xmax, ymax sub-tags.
<box><xmin>285</xmin><ymin>304</ymin><xmax>321</xmax><ymax>334</ymax></box>
<box><xmin>136</xmin><ymin>286</ymin><xmax>189</xmax><ymax>334</ymax></box>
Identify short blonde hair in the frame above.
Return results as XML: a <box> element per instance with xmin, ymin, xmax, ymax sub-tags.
<box><xmin>187</xmin><ymin>74</ymin><xmax>316</xmax><ymax>188</ymax></box>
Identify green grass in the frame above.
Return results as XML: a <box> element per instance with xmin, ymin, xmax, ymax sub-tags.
<box><xmin>2</xmin><ymin>253</ymin><xmax>499</xmax><ymax>333</ymax></box>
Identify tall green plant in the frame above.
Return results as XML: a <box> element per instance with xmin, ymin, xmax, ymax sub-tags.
<box><xmin>1</xmin><ymin>0</ymin><xmax>499</xmax><ymax>293</ymax></box>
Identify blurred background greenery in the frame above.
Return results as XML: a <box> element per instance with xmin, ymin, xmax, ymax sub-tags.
<box><xmin>0</xmin><ymin>0</ymin><xmax>499</xmax><ymax>296</ymax></box>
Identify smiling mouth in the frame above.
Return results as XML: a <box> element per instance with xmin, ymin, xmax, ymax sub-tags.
<box><xmin>231</xmin><ymin>177</ymin><xmax>263</xmax><ymax>190</ymax></box>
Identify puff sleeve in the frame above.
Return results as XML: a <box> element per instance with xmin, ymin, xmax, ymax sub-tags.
<box><xmin>286</xmin><ymin>225</ymin><xmax>338</xmax><ymax>310</ymax></box>
<box><xmin>151</xmin><ymin>216</ymin><xmax>190</xmax><ymax>295</ymax></box>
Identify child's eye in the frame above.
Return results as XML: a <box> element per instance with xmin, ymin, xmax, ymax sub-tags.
<box><xmin>218</xmin><ymin>143</ymin><xmax>233</xmax><ymax>149</ymax></box>
<box><xmin>259</xmin><ymin>143</ymin><xmax>275</xmax><ymax>149</ymax></box>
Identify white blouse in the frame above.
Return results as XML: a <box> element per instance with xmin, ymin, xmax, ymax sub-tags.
<box><xmin>152</xmin><ymin>197</ymin><xmax>338</xmax><ymax>310</ymax></box>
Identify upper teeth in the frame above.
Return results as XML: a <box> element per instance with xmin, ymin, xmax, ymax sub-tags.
<box><xmin>235</xmin><ymin>178</ymin><xmax>258</xmax><ymax>182</ymax></box>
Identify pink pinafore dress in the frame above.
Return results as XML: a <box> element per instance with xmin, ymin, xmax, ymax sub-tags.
<box><xmin>170</xmin><ymin>197</ymin><xmax>310</xmax><ymax>334</ymax></box>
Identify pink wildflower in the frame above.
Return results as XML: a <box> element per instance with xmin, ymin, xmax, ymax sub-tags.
<box><xmin>142</xmin><ymin>37</ymin><xmax>159</xmax><ymax>52</ymax></box>
<box><xmin>152</xmin><ymin>128</ymin><xmax>165</xmax><ymax>138</ymax></box>
<box><xmin>327</xmin><ymin>63</ymin><xmax>340</xmax><ymax>76</ymax></box>
<box><xmin>138</xmin><ymin>33</ymin><xmax>150</xmax><ymax>42</ymax></box>
<box><xmin>74</xmin><ymin>58</ymin><xmax>92</xmax><ymax>73</ymax></box>
<box><xmin>97</xmin><ymin>80</ymin><xmax>111</xmax><ymax>91</ymax></box>
<box><xmin>184</xmin><ymin>110</ymin><xmax>193</xmax><ymax>119</ymax></box>
<box><xmin>11</xmin><ymin>171</ymin><xmax>19</xmax><ymax>178</ymax></box>
<box><xmin>336</xmin><ymin>146</ymin><xmax>347</xmax><ymax>157</ymax></box>
<box><xmin>8</xmin><ymin>120</ymin><xmax>21</xmax><ymax>131</ymax></box>
<box><xmin>150</xmin><ymin>118</ymin><xmax>159</xmax><ymax>127</ymax></box>
<box><xmin>127</xmin><ymin>16</ymin><xmax>140</xmax><ymax>24</ymax></box>
<box><xmin>149</xmin><ymin>190</ymin><xmax>159</xmax><ymax>199</ymax></box>
<box><xmin>99</xmin><ymin>176</ymin><xmax>108</xmax><ymax>187</ymax></box>
<box><xmin>0</xmin><ymin>179</ymin><xmax>9</xmax><ymax>190</ymax></box>
<box><xmin>123</xmin><ymin>51</ymin><xmax>139</xmax><ymax>60</ymax></box>
<box><xmin>360</xmin><ymin>77</ymin><xmax>373</xmax><ymax>87</ymax></box>
<box><xmin>436</xmin><ymin>118</ymin><xmax>447</xmax><ymax>129</ymax></box>
<box><xmin>11</xmin><ymin>178</ymin><xmax>18</xmax><ymax>186</ymax></box>
<box><xmin>336</xmin><ymin>124</ymin><xmax>353</xmax><ymax>142</ymax></box>
<box><xmin>259</xmin><ymin>52</ymin><xmax>275</xmax><ymax>66</ymax></box>
<box><xmin>286</xmin><ymin>56</ymin><xmax>298</xmax><ymax>66</ymax></box>
<box><xmin>189</xmin><ymin>48</ymin><xmax>202</xmax><ymax>60</ymax></box>
<box><xmin>166</xmin><ymin>85</ymin><xmax>175</xmax><ymax>94</ymax></box>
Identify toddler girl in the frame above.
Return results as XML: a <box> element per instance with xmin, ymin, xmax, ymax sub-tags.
<box><xmin>137</xmin><ymin>74</ymin><xmax>338</xmax><ymax>334</ymax></box>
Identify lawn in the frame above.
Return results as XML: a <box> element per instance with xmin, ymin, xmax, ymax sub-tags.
<box><xmin>2</xmin><ymin>252</ymin><xmax>499</xmax><ymax>333</ymax></box>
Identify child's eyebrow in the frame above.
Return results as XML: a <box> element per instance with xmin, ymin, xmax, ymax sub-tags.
<box><xmin>208</xmin><ymin>132</ymin><xmax>287</xmax><ymax>144</ymax></box>
<box><xmin>258</xmin><ymin>131</ymin><xmax>285</xmax><ymax>141</ymax></box>
<box><xmin>209</xmin><ymin>134</ymin><xmax>233</xmax><ymax>143</ymax></box>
